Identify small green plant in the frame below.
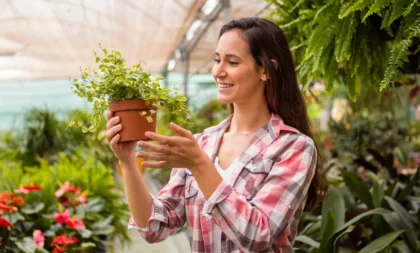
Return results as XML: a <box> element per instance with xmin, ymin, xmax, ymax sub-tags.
<box><xmin>68</xmin><ymin>44</ymin><xmax>192</xmax><ymax>132</ymax></box>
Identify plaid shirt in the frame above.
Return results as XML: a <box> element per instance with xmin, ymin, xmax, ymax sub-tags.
<box><xmin>128</xmin><ymin>113</ymin><xmax>317</xmax><ymax>253</ymax></box>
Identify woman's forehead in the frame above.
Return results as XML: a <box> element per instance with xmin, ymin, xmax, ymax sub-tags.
<box><xmin>216</xmin><ymin>30</ymin><xmax>250</xmax><ymax>57</ymax></box>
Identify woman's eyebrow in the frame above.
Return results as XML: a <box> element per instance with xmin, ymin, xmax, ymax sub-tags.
<box><xmin>214</xmin><ymin>52</ymin><xmax>242</xmax><ymax>60</ymax></box>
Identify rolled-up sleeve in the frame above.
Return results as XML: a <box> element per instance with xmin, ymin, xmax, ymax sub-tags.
<box><xmin>127</xmin><ymin>168</ymin><xmax>187</xmax><ymax>243</ymax></box>
<box><xmin>203</xmin><ymin>135</ymin><xmax>317</xmax><ymax>252</ymax></box>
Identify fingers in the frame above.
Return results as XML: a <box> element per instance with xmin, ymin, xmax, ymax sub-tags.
<box><xmin>170</xmin><ymin>122</ymin><xmax>194</xmax><ymax>139</ymax></box>
<box><xmin>137</xmin><ymin>140</ymin><xmax>170</xmax><ymax>153</ymax></box>
<box><xmin>106</xmin><ymin>124</ymin><xmax>122</xmax><ymax>143</ymax></box>
<box><xmin>109</xmin><ymin>132</ymin><xmax>121</xmax><ymax>147</ymax></box>
<box><xmin>141</xmin><ymin>160</ymin><xmax>169</xmax><ymax>168</ymax></box>
<box><xmin>136</xmin><ymin>151</ymin><xmax>168</xmax><ymax>161</ymax></box>
<box><xmin>106</xmin><ymin>110</ymin><xmax>113</xmax><ymax>121</ymax></box>
<box><xmin>106</xmin><ymin>116</ymin><xmax>120</xmax><ymax>130</ymax></box>
<box><xmin>144</xmin><ymin>132</ymin><xmax>174</xmax><ymax>146</ymax></box>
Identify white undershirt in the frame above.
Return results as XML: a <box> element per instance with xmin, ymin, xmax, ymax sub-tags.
<box><xmin>211</xmin><ymin>157</ymin><xmax>236</xmax><ymax>253</ymax></box>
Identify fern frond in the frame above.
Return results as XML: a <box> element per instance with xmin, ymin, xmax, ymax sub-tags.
<box><xmin>362</xmin><ymin>0</ymin><xmax>392</xmax><ymax>22</ymax></box>
<box><xmin>335</xmin><ymin>16</ymin><xmax>356</xmax><ymax>62</ymax></box>
<box><xmin>380</xmin><ymin>39</ymin><xmax>411</xmax><ymax>91</ymax></box>
<box><xmin>388</xmin><ymin>0</ymin><xmax>411</xmax><ymax>27</ymax></box>
<box><xmin>403</xmin><ymin>0</ymin><xmax>419</xmax><ymax>17</ymax></box>
<box><xmin>380</xmin><ymin>7</ymin><xmax>393</xmax><ymax>29</ymax></box>
<box><xmin>314</xmin><ymin>4</ymin><xmax>331</xmax><ymax>24</ymax></box>
<box><xmin>281</xmin><ymin>16</ymin><xmax>306</xmax><ymax>29</ymax></box>
<box><xmin>291</xmin><ymin>0</ymin><xmax>306</xmax><ymax>12</ymax></box>
<box><xmin>339</xmin><ymin>0</ymin><xmax>373</xmax><ymax>19</ymax></box>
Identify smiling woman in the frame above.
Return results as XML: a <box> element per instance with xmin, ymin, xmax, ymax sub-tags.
<box><xmin>106</xmin><ymin>17</ymin><xmax>326</xmax><ymax>253</ymax></box>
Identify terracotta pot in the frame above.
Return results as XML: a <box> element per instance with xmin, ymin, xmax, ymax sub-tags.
<box><xmin>109</xmin><ymin>99</ymin><xmax>157</xmax><ymax>142</ymax></box>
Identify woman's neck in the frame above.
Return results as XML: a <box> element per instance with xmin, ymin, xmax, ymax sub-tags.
<box><xmin>228</xmin><ymin>102</ymin><xmax>271</xmax><ymax>135</ymax></box>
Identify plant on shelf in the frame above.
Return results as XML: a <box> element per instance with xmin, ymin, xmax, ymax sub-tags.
<box><xmin>268</xmin><ymin>0</ymin><xmax>420</xmax><ymax>97</ymax></box>
<box><xmin>68</xmin><ymin>44</ymin><xmax>192</xmax><ymax>142</ymax></box>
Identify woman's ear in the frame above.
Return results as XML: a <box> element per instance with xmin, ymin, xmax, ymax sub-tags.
<box><xmin>261</xmin><ymin>59</ymin><xmax>278</xmax><ymax>81</ymax></box>
<box><xmin>271</xmin><ymin>59</ymin><xmax>278</xmax><ymax>70</ymax></box>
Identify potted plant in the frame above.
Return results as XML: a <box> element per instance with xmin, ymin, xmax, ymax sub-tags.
<box><xmin>68</xmin><ymin>44</ymin><xmax>192</xmax><ymax>142</ymax></box>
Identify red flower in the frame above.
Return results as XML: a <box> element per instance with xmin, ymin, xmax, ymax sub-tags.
<box><xmin>0</xmin><ymin>218</ymin><xmax>12</xmax><ymax>227</ymax></box>
<box><xmin>51</xmin><ymin>234</ymin><xmax>78</xmax><ymax>247</ymax></box>
<box><xmin>0</xmin><ymin>203</ymin><xmax>17</xmax><ymax>213</ymax></box>
<box><xmin>55</xmin><ymin>182</ymin><xmax>81</xmax><ymax>197</ymax></box>
<box><xmin>53</xmin><ymin>209</ymin><xmax>71</xmax><ymax>225</ymax></box>
<box><xmin>0</xmin><ymin>192</ymin><xmax>24</xmax><ymax>208</ymax></box>
<box><xmin>15</xmin><ymin>185</ymin><xmax>42</xmax><ymax>194</ymax></box>
<box><xmin>75</xmin><ymin>190</ymin><xmax>88</xmax><ymax>204</ymax></box>
<box><xmin>33</xmin><ymin>230</ymin><xmax>45</xmax><ymax>249</ymax></box>
<box><xmin>8</xmin><ymin>196</ymin><xmax>24</xmax><ymax>207</ymax></box>
<box><xmin>66</xmin><ymin>218</ymin><xmax>86</xmax><ymax>230</ymax></box>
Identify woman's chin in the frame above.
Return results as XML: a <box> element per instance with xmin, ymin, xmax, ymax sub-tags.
<box><xmin>217</xmin><ymin>95</ymin><xmax>233</xmax><ymax>104</ymax></box>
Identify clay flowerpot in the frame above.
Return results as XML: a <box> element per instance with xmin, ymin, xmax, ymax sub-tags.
<box><xmin>109</xmin><ymin>99</ymin><xmax>157</xmax><ymax>142</ymax></box>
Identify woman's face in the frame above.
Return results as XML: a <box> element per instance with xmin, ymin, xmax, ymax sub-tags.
<box><xmin>212</xmin><ymin>29</ymin><xmax>267</xmax><ymax>105</ymax></box>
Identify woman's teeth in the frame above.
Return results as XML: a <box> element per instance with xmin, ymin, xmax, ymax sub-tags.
<box><xmin>220</xmin><ymin>84</ymin><xmax>234</xmax><ymax>88</ymax></box>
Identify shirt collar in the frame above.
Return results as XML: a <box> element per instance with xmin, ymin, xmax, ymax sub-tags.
<box><xmin>203</xmin><ymin>112</ymin><xmax>300</xmax><ymax>140</ymax></box>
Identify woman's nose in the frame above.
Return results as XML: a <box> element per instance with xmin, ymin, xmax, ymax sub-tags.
<box><xmin>212</xmin><ymin>63</ymin><xmax>227</xmax><ymax>78</ymax></box>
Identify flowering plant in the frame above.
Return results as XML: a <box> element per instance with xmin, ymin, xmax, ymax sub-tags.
<box><xmin>0</xmin><ymin>182</ymin><xmax>112</xmax><ymax>253</ymax></box>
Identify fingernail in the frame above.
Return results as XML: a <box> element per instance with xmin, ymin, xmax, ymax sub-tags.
<box><xmin>137</xmin><ymin>141</ymin><xmax>143</xmax><ymax>146</ymax></box>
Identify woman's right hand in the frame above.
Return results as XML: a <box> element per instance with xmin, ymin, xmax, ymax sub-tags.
<box><xmin>106</xmin><ymin>110</ymin><xmax>137</xmax><ymax>164</ymax></box>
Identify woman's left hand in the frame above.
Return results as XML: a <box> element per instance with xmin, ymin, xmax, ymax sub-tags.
<box><xmin>136</xmin><ymin>122</ymin><xmax>207</xmax><ymax>171</ymax></box>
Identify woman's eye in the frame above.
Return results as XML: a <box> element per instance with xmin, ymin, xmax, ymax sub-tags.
<box><xmin>213</xmin><ymin>59</ymin><xmax>221</xmax><ymax>63</ymax></box>
<box><xmin>229</xmin><ymin>61</ymin><xmax>239</xmax><ymax>65</ymax></box>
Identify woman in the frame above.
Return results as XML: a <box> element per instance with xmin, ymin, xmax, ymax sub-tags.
<box><xmin>106</xmin><ymin>17</ymin><xmax>325</xmax><ymax>253</ymax></box>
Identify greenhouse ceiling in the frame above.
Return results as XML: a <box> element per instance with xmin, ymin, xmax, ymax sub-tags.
<box><xmin>0</xmin><ymin>0</ymin><xmax>273</xmax><ymax>81</ymax></box>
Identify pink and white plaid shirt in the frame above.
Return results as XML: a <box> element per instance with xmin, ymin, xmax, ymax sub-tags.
<box><xmin>128</xmin><ymin>113</ymin><xmax>317</xmax><ymax>253</ymax></box>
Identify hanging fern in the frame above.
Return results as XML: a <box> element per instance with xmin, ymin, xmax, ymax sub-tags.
<box><xmin>267</xmin><ymin>0</ymin><xmax>420</xmax><ymax>96</ymax></box>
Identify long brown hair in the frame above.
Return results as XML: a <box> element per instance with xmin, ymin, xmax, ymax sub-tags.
<box><xmin>219</xmin><ymin>17</ymin><xmax>326</xmax><ymax>211</ymax></box>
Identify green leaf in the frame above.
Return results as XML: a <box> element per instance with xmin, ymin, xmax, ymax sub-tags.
<box><xmin>146</xmin><ymin>116</ymin><xmax>153</xmax><ymax>123</ymax></box>
<box><xmin>95</xmin><ymin>57</ymin><xmax>100</xmax><ymax>63</ymax></box>
<box><xmin>84</xmin><ymin>198</ymin><xmax>105</xmax><ymax>212</ymax></box>
<box><xmin>341</xmin><ymin>170</ymin><xmax>374</xmax><ymax>208</ymax></box>
<box><xmin>338</xmin><ymin>208</ymin><xmax>392</xmax><ymax>230</ymax></box>
<box><xmin>141</xmin><ymin>111</ymin><xmax>146</xmax><ymax>116</ymax></box>
<box><xmin>384</xmin><ymin>196</ymin><xmax>418</xmax><ymax>226</ymax></box>
<box><xmin>21</xmin><ymin>202</ymin><xmax>45</xmax><ymax>215</ymax></box>
<box><xmin>382</xmin><ymin>212</ymin><xmax>418</xmax><ymax>251</ymax></box>
<box><xmin>359</xmin><ymin>230</ymin><xmax>405</xmax><ymax>253</ymax></box>
<box><xmin>8</xmin><ymin>211</ymin><xmax>24</xmax><ymax>224</ymax></box>
<box><xmin>318</xmin><ymin>211</ymin><xmax>336</xmax><ymax>252</ymax></box>
<box><xmin>389</xmin><ymin>240</ymin><xmax>412</xmax><ymax>253</ymax></box>
<box><xmin>80</xmin><ymin>229</ymin><xmax>93</xmax><ymax>238</ymax></box>
<box><xmin>15</xmin><ymin>237</ymin><xmax>37</xmax><ymax>253</ymax></box>
<box><xmin>92</xmin><ymin>215</ymin><xmax>114</xmax><ymax>229</ymax></box>
<box><xmin>295</xmin><ymin>235</ymin><xmax>320</xmax><ymax>249</ymax></box>
<box><xmin>367</xmin><ymin>172</ymin><xmax>384</xmax><ymax>208</ymax></box>
<box><xmin>81</xmin><ymin>242</ymin><xmax>96</xmax><ymax>249</ymax></box>
<box><xmin>321</xmin><ymin>187</ymin><xmax>345</xmax><ymax>235</ymax></box>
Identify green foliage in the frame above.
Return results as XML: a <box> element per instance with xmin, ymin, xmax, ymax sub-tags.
<box><xmin>69</xmin><ymin>44</ymin><xmax>192</xmax><ymax>132</ymax></box>
<box><xmin>268</xmin><ymin>0</ymin><xmax>420</xmax><ymax>96</ymax></box>
<box><xmin>0</xmin><ymin>108</ymin><xmax>114</xmax><ymax>167</ymax></box>
<box><xmin>0</xmin><ymin>150</ymin><xmax>130</xmax><ymax>250</ymax></box>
